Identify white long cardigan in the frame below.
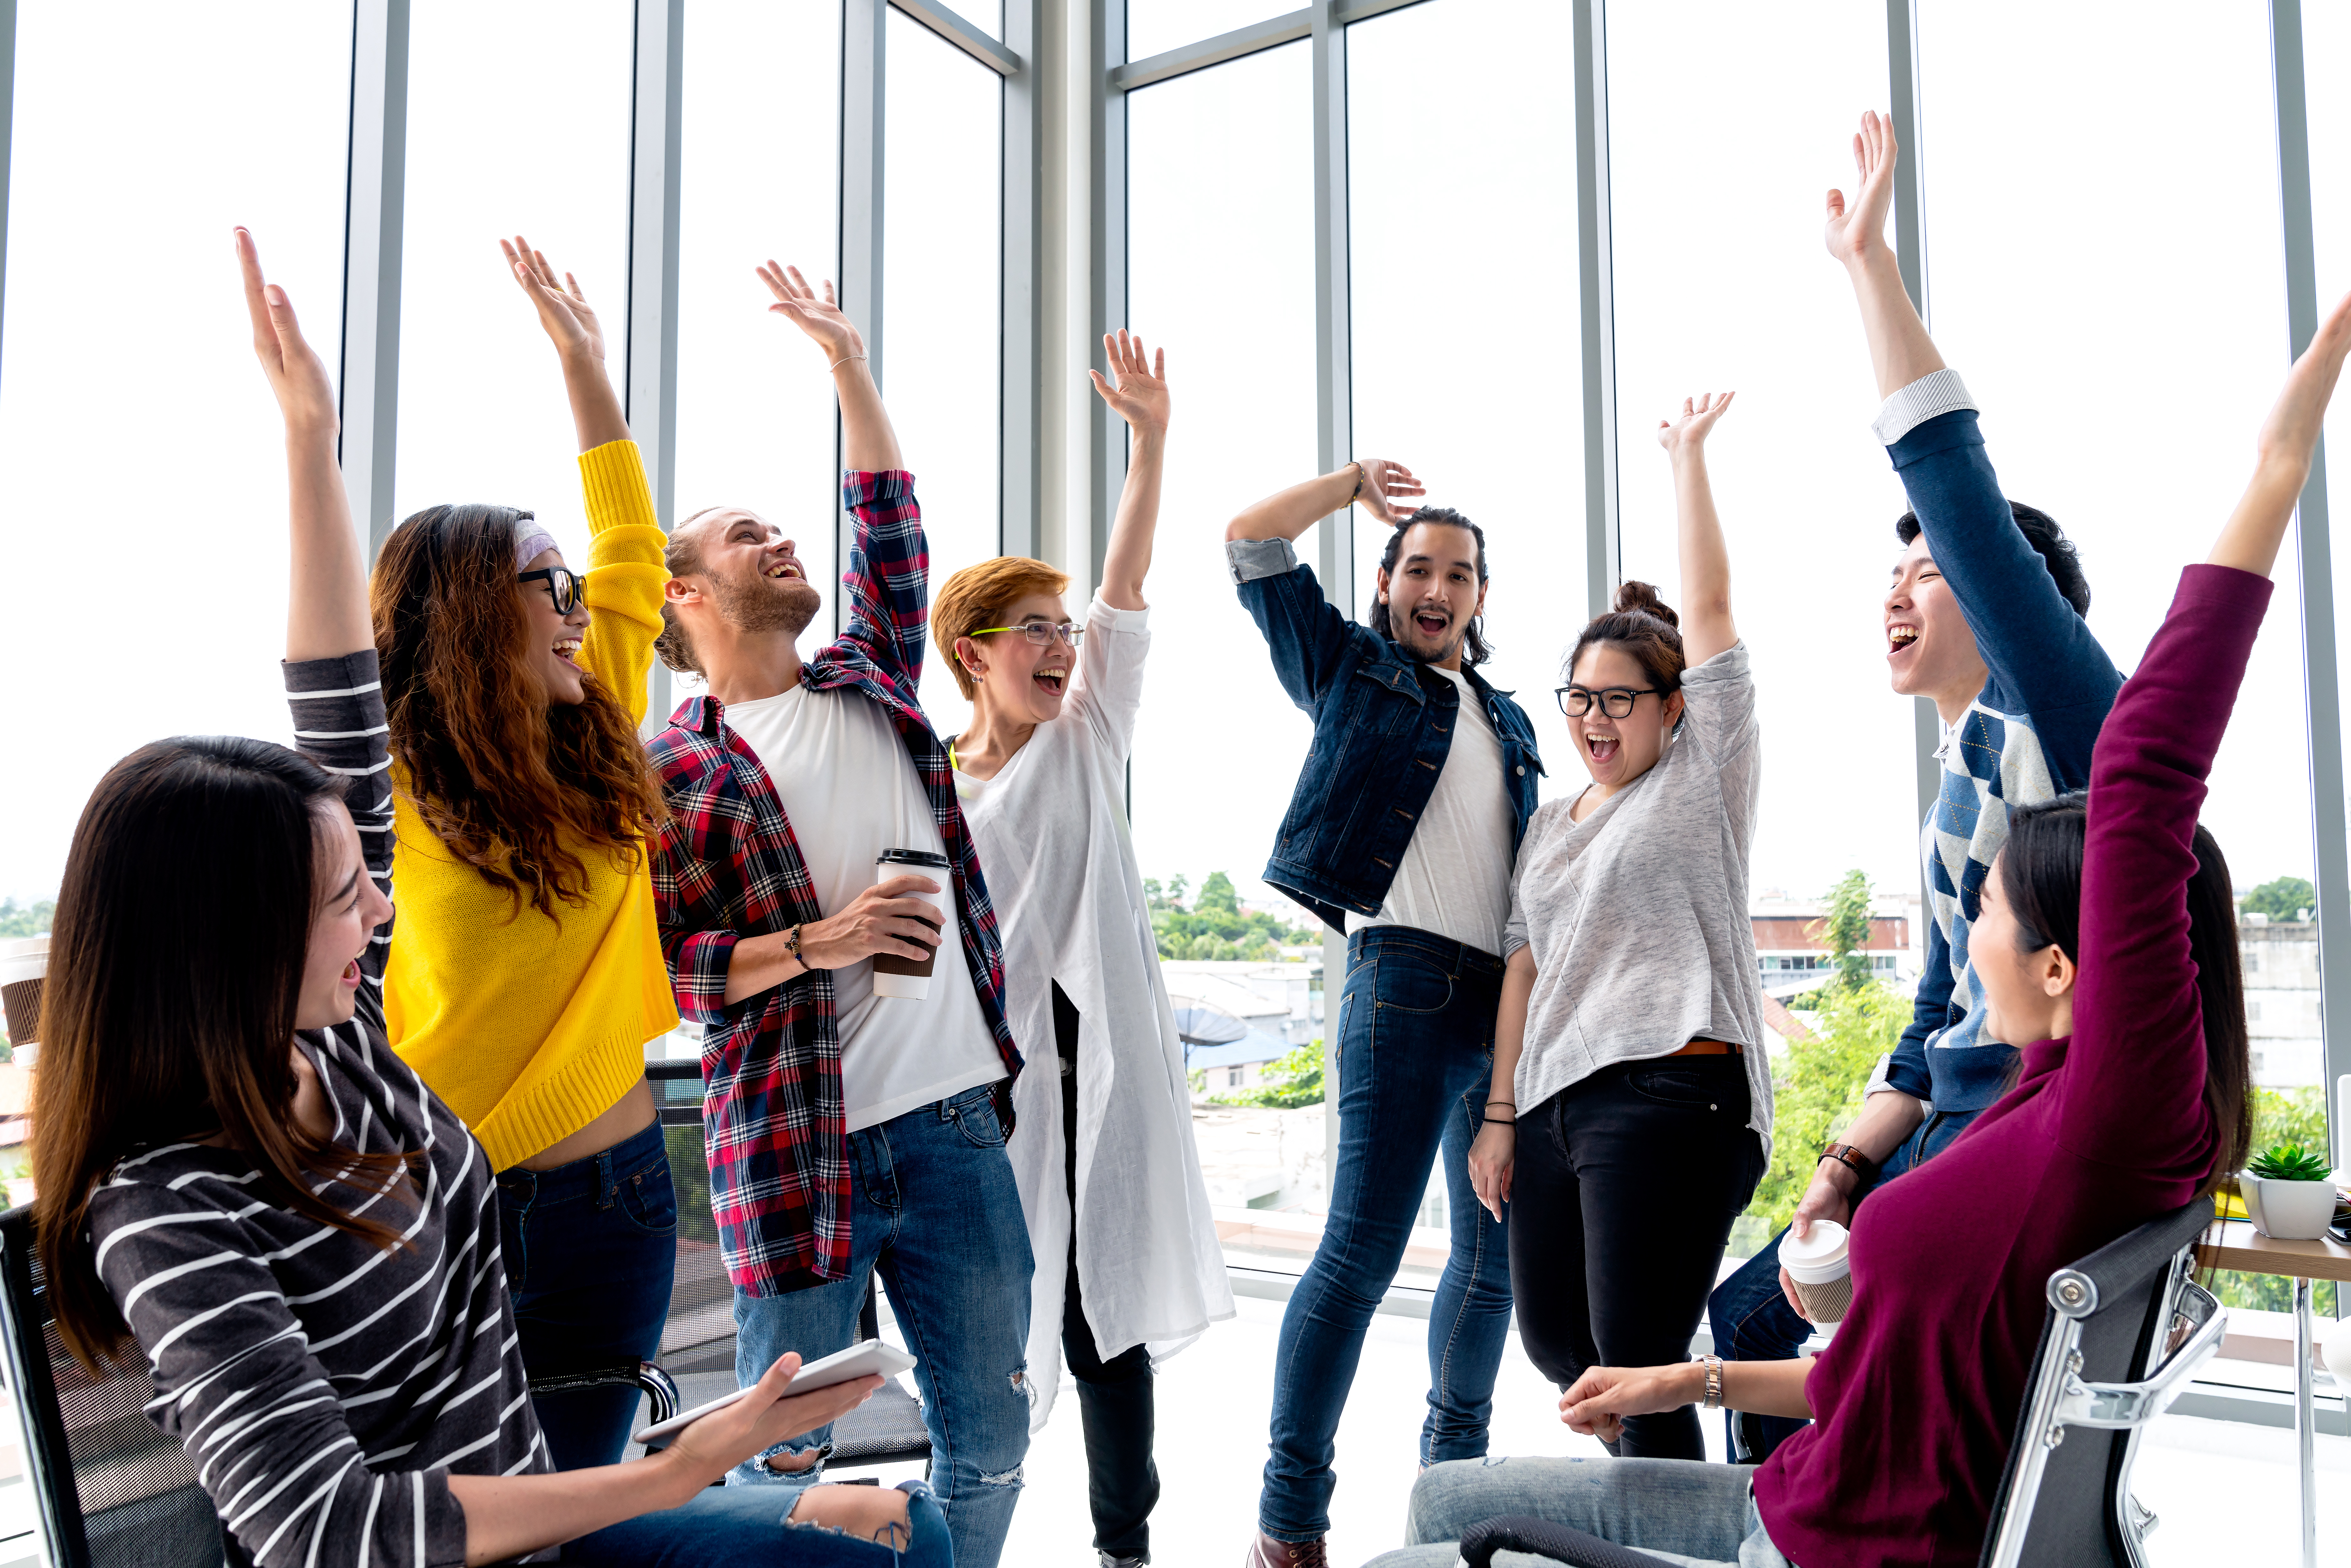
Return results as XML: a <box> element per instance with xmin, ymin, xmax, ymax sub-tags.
<box><xmin>952</xmin><ymin>596</ymin><xmax>1234</xmax><ymax>1430</ymax></box>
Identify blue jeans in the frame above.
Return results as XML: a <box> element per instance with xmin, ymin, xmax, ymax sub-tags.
<box><xmin>1260</xmin><ymin>927</ymin><xmax>1512</xmax><ymax>1543</ymax></box>
<box><xmin>562</xmin><ymin>1478</ymin><xmax>950</xmax><ymax>1565</ymax></box>
<box><xmin>1365</xmin><ymin>1455</ymin><xmax>1789</xmax><ymax>1568</ymax></box>
<box><xmin>729</xmin><ymin>1083</ymin><xmax>1033</xmax><ymax>1568</ymax></box>
<box><xmin>499</xmin><ymin>1115</ymin><xmax>679</xmax><ymax>1471</ymax></box>
<box><xmin>1706</xmin><ymin>1106</ymin><xmax>1964</xmax><ymax>1462</ymax></box>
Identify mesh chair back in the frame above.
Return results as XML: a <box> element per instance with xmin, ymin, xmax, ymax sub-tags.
<box><xmin>1977</xmin><ymin>1198</ymin><xmax>2219</xmax><ymax>1568</ymax></box>
<box><xmin>0</xmin><ymin>1207</ymin><xmax>225</xmax><ymax>1568</ymax></box>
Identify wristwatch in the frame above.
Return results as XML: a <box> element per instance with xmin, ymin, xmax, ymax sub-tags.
<box><xmin>1819</xmin><ymin>1142</ymin><xmax>1877</xmax><ymax>1183</ymax></box>
<box><xmin>1692</xmin><ymin>1353</ymin><xmax>1724</xmax><ymax>1410</ymax></box>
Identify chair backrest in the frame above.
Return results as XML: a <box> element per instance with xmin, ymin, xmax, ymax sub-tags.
<box><xmin>0</xmin><ymin>1207</ymin><xmax>226</xmax><ymax>1568</ymax></box>
<box><xmin>1977</xmin><ymin>1198</ymin><xmax>2226</xmax><ymax>1568</ymax></box>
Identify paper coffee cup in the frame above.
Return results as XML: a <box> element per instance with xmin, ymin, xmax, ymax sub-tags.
<box><xmin>871</xmin><ymin>850</ymin><xmax>950</xmax><ymax>1000</ymax></box>
<box><xmin>0</xmin><ymin>938</ymin><xmax>46</xmax><ymax>1065</ymax></box>
<box><xmin>1781</xmin><ymin>1220</ymin><xmax>1853</xmax><ymax>1326</ymax></box>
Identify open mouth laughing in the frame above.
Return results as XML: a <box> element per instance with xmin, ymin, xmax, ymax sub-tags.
<box><xmin>553</xmin><ymin>636</ymin><xmax>583</xmax><ymax>667</ymax></box>
<box><xmin>1887</xmin><ymin>621</ymin><xmax>1919</xmax><ymax>657</ymax></box>
<box><xmin>1585</xmin><ymin>733</ymin><xmax>1621</xmax><ymax>766</ymax></box>
<box><xmin>1034</xmin><ymin>667</ymin><xmax>1067</xmax><ymax>697</ymax></box>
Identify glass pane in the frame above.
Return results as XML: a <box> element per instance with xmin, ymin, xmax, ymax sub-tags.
<box><xmin>394</xmin><ymin>1</ymin><xmax>635</xmax><ymax>566</ymax></box>
<box><xmin>1922</xmin><ymin>0</ymin><xmax>2310</xmax><ymax>1078</ymax></box>
<box><xmin>675</xmin><ymin>0</ymin><xmax>842</xmax><ymax>661</ymax></box>
<box><xmin>883</xmin><ymin>8</ymin><xmax>1003</xmax><ymax>732</ymax></box>
<box><xmin>1127</xmin><ymin>42</ymin><xmax>1320</xmax><ymax>1233</ymax></box>
<box><xmin>1127</xmin><ymin>0</ymin><xmax>1290</xmax><ymax>65</ymax></box>
<box><xmin>0</xmin><ymin>3</ymin><xmax>352</xmax><ymax>907</ymax></box>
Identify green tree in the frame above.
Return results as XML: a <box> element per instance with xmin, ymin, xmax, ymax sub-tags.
<box><xmin>1196</xmin><ymin>871</ymin><xmax>1241</xmax><ymax>916</ymax></box>
<box><xmin>1210</xmin><ymin>1041</ymin><xmax>1326</xmax><ymax>1109</ymax></box>
<box><xmin>0</xmin><ymin>899</ymin><xmax>53</xmax><ymax>939</ymax></box>
<box><xmin>1745</xmin><ymin>979</ymin><xmax>1909</xmax><ymax>1231</ymax></box>
<box><xmin>1147</xmin><ymin>870</ymin><xmax>1319</xmax><ymax>959</ymax></box>
<box><xmin>1809</xmin><ymin>870</ymin><xmax>1875</xmax><ymax>993</ymax></box>
<box><xmin>2241</xmin><ymin>876</ymin><xmax>2317</xmax><ymax>922</ymax></box>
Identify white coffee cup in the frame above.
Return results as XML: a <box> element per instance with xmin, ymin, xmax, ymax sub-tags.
<box><xmin>871</xmin><ymin>850</ymin><xmax>951</xmax><ymax>1000</ymax></box>
<box><xmin>1</xmin><ymin>937</ymin><xmax>46</xmax><ymax>1066</ymax></box>
<box><xmin>1781</xmin><ymin>1220</ymin><xmax>1854</xmax><ymax>1327</ymax></box>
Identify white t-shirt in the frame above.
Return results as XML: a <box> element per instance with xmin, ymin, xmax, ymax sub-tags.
<box><xmin>724</xmin><ymin>682</ymin><xmax>1005</xmax><ymax>1132</ymax></box>
<box><xmin>1346</xmin><ymin>665</ymin><xmax>1515</xmax><ymax>956</ymax></box>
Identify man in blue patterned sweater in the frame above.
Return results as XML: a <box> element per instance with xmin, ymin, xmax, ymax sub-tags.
<box><xmin>1708</xmin><ymin>111</ymin><xmax>2126</xmax><ymax>1462</ymax></box>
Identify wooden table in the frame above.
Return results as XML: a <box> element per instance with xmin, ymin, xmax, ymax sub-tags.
<box><xmin>2193</xmin><ymin>1220</ymin><xmax>2351</xmax><ymax>1568</ymax></box>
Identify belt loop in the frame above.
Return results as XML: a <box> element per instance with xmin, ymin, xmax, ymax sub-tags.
<box><xmin>595</xmin><ymin>1146</ymin><xmax>617</xmax><ymax>1209</ymax></box>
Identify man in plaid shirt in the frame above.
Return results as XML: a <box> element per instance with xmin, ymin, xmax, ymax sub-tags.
<box><xmin>647</xmin><ymin>265</ymin><xmax>1030</xmax><ymax>1568</ymax></box>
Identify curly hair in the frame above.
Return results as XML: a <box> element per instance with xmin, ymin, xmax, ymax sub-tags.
<box><xmin>933</xmin><ymin>554</ymin><xmax>1073</xmax><ymax>699</ymax></box>
<box><xmin>372</xmin><ymin>504</ymin><xmax>667</xmax><ymax>919</ymax></box>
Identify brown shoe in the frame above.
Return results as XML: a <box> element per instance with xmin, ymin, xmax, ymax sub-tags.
<box><xmin>1245</xmin><ymin>1531</ymin><xmax>1328</xmax><ymax>1568</ymax></box>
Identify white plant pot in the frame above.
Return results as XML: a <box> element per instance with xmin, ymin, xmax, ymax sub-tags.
<box><xmin>2241</xmin><ymin>1174</ymin><xmax>2341</xmax><ymax>1241</ymax></box>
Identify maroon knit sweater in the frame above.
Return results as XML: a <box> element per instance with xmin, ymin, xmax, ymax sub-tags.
<box><xmin>1754</xmin><ymin>563</ymin><xmax>2263</xmax><ymax>1567</ymax></box>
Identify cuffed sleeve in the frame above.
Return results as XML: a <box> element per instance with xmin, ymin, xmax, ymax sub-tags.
<box><xmin>1871</xmin><ymin>367</ymin><xmax>1977</xmax><ymax>447</ymax></box>
<box><xmin>665</xmin><ymin>927</ymin><xmax>741</xmax><ymax>1026</ymax></box>
<box><xmin>1227</xmin><ymin>537</ymin><xmax>1299</xmax><ymax>584</ymax></box>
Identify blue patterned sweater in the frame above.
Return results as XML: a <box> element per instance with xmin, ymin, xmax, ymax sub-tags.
<box><xmin>1876</xmin><ymin>374</ymin><xmax>2124</xmax><ymax>1119</ymax></box>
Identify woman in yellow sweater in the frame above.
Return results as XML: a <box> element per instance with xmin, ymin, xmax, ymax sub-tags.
<box><xmin>354</xmin><ymin>237</ymin><xmax>680</xmax><ymax>1469</ymax></box>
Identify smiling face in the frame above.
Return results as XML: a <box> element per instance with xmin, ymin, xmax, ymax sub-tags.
<box><xmin>956</xmin><ymin>590</ymin><xmax>1074</xmax><ymax>724</ymax></box>
<box><xmin>1885</xmin><ymin>532</ymin><xmax>1990</xmax><ymax>714</ymax></box>
<box><xmin>1970</xmin><ymin>849</ymin><xmax>2076</xmax><ymax>1047</ymax></box>
<box><xmin>517</xmin><ymin>546</ymin><xmax>592</xmax><ymax>705</ymax></box>
<box><xmin>298</xmin><ymin>800</ymin><xmax>394</xmax><ymax>1031</ymax></box>
<box><xmin>1378</xmin><ymin>522</ymin><xmax>1488</xmax><ymax>669</ymax></box>
<box><xmin>673</xmin><ymin>508</ymin><xmax>821</xmax><ymax>642</ymax></box>
<box><xmin>1566</xmin><ymin>641</ymin><xmax>1684</xmax><ymax>792</ymax></box>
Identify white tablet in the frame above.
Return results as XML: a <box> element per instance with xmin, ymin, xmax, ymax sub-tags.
<box><xmin>630</xmin><ymin>1339</ymin><xmax>917</xmax><ymax>1446</ymax></box>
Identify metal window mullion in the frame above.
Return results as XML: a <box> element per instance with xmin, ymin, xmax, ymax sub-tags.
<box><xmin>2269</xmin><ymin>0</ymin><xmax>2351</xmax><ymax>1190</ymax></box>
<box><xmin>838</xmin><ymin>0</ymin><xmax>886</xmax><ymax>635</ymax></box>
<box><xmin>626</xmin><ymin>0</ymin><xmax>683</xmax><ymax>734</ymax></box>
<box><xmin>340</xmin><ymin>0</ymin><xmax>410</xmax><ymax>560</ymax></box>
<box><xmin>1571</xmin><ymin>0</ymin><xmax>1618</xmax><ymax>615</ymax></box>
<box><xmin>1087</xmin><ymin>0</ymin><xmax>1127</xmax><ymax>596</ymax></box>
<box><xmin>0</xmin><ymin>0</ymin><xmax>15</xmax><ymax>409</ymax></box>
<box><xmin>892</xmin><ymin>0</ymin><xmax>1020</xmax><ymax>75</ymax></box>
<box><xmin>1002</xmin><ymin>0</ymin><xmax>1039</xmax><ymax>562</ymax></box>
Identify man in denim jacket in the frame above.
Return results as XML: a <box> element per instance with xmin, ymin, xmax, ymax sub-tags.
<box><xmin>1226</xmin><ymin>459</ymin><xmax>1543</xmax><ymax>1568</ymax></box>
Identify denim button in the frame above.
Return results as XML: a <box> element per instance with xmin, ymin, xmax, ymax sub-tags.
<box><xmin>1515</xmin><ymin>764</ymin><xmax>1526</xmax><ymax>776</ymax></box>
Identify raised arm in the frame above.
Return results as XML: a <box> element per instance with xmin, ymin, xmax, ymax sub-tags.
<box><xmin>761</xmin><ymin>261</ymin><xmax>902</xmax><ymax>472</ymax></box>
<box><xmin>1092</xmin><ymin>330</ymin><xmax>1170</xmax><ymax>610</ymax></box>
<box><xmin>239</xmin><ymin>230</ymin><xmax>368</xmax><ymax>663</ymax></box>
<box><xmin>503</xmin><ymin>234</ymin><xmax>630</xmax><ymax>452</ymax></box>
<box><xmin>1225</xmin><ymin>458</ymin><xmax>1422</xmax><ymax>542</ymax></box>
<box><xmin>1654</xmin><ymin>391</ymin><xmax>1738</xmax><ymax>665</ymax></box>
<box><xmin>1823</xmin><ymin>111</ymin><xmax>1942</xmax><ymax>401</ymax></box>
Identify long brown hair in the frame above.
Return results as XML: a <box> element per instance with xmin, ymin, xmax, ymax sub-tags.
<box><xmin>372</xmin><ymin>504</ymin><xmax>665</xmax><ymax>918</ymax></box>
<box><xmin>34</xmin><ymin>738</ymin><xmax>415</xmax><ymax>1368</ymax></box>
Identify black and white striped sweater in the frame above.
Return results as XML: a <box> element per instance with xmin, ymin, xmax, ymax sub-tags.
<box><xmin>86</xmin><ymin>651</ymin><xmax>550</xmax><ymax>1568</ymax></box>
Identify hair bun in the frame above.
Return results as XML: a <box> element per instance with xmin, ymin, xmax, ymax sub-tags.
<box><xmin>1613</xmin><ymin>579</ymin><xmax>1680</xmax><ymax>627</ymax></box>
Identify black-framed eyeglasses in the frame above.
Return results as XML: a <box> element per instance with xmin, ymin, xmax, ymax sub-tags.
<box><xmin>969</xmin><ymin>620</ymin><xmax>1084</xmax><ymax>649</ymax></box>
<box><xmin>1556</xmin><ymin>684</ymin><xmax>1660</xmax><ymax>719</ymax></box>
<box><xmin>519</xmin><ymin>566</ymin><xmax>587</xmax><ymax>614</ymax></box>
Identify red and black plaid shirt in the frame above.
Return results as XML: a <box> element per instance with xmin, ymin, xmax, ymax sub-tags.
<box><xmin>649</xmin><ymin>470</ymin><xmax>1020</xmax><ymax>1297</ymax></box>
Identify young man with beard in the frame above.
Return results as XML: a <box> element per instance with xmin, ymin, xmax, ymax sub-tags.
<box><xmin>1704</xmin><ymin>110</ymin><xmax>2122</xmax><ymax>1464</ymax></box>
<box><xmin>1224</xmin><ymin>466</ymin><xmax>1544</xmax><ymax>1568</ymax></box>
<box><xmin>646</xmin><ymin>263</ymin><xmax>1031</xmax><ymax>1568</ymax></box>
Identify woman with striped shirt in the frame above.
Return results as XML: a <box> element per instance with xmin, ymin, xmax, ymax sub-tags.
<box><xmin>21</xmin><ymin>237</ymin><xmax>947</xmax><ymax>1567</ymax></box>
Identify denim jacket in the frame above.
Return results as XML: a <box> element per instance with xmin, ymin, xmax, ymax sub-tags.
<box><xmin>1230</xmin><ymin>538</ymin><xmax>1544</xmax><ymax>931</ymax></box>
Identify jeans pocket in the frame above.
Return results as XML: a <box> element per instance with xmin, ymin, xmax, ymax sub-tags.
<box><xmin>1625</xmin><ymin>1060</ymin><xmax>1741</xmax><ymax>1110</ymax></box>
<box><xmin>616</xmin><ymin>1152</ymin><xmax>680</xmax><ymax>1237</ymax></box>
<box><xmin>948</xmin><ymin>1087</ymin><xmax>1008</xmax><ymax>1149</ymax></box>
<box><xmin>1373</xmin><ymin>952</ymin><xmax>1455</xmax><ymax>1015</ymax></box>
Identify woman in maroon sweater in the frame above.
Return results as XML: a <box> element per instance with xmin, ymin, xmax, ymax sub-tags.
<box><xmin>1370</xmin><ymin>150</ymin><xmax>2351</xmax><ymax>1568</ymax></box>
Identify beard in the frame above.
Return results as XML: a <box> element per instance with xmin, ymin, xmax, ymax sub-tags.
<box><xmin>712</xmin><ymin>566</ymin><xmax>820</xmax><ymax>639</ymax></box>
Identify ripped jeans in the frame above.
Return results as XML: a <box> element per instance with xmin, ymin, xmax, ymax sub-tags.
<box><xmin>729</xmin><ymin>1083</ymin><xmax>1035</xmax><ymax>1568</ymax></box>
<box><xmin>561</xmin><ymin>1478</ymin><xmax>951</xmax><ymax>1565</ymax></box>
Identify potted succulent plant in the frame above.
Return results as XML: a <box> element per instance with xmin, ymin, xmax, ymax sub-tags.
<box><xmin>2239</xmin><ymin>1143</ymin><xmax>2342</xmax><ymax>1241</ymax></box>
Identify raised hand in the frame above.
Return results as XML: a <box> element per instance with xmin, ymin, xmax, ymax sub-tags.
<box><xmin>237</xmin><ymin>228</ymin><xmax>338</xmax><ymax>439</ymax></box>
<box><xmin>1089</xmin><ymin>329</ymin><xmax>1170</xmax><ymax>438</ymax></box>
<box><xmin>1824</xmin><ymin>109</ymin><xmax>1900</xmax><ymax>269</ymax></box>
<box><xmin>502</xmin><ymin>235</ymin><xmax>606</xmax><ymax>363</ymax></box>
<box><xmin>1655</xmin><ymin>390</ymin><xmax>1736</xmax><ymax>456</ymax></box>
<box><xmin>759</xmin><ymin>262</ymin><xmax>865</xmax><ymax>364</ymax></box>
<box><xmin>1351</xmin><ymin>458</ymin><xmax>1427</xmax><ymax>527</ymax></box>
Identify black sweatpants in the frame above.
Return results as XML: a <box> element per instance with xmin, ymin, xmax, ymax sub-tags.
<box><xmin>1507</xmin><ymin>1053</ymin><xmax>1765</xmax><ymax>1460</ymax></box>
<box><xmin>1054</xmin><ymin>982</ymin><xmax>1159</xmax><ymax>1561</ymax></box>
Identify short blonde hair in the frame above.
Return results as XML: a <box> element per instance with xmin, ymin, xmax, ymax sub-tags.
<box><xmin>933</xmin><ymin>556</ymin><xmax>1073</xmax><ymax>699</ymax></box>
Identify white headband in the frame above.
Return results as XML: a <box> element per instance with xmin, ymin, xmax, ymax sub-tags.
<box><xmin>513</xmin><ymin>520</ymin><xmax>560</xmax><ymax>571</ymax></box>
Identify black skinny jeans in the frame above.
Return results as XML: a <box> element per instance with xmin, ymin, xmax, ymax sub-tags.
<box><xmin>1054</xmin><ymin>983</ymin><xmax>1159</xmax><ymax>1561</ymax></box>
<box><xmin>1508</xmin><ymin>1054</ymin><xmax>1765</xmax><ymax>1460</ymax></box>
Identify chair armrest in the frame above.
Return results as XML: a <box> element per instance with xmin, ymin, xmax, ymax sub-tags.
<box><xmin>2053</xmin><ymin>1278</ymin><xmax>2226</xmax><ymax>1431</ymax></box>
<box><xmin>525</xmin><ymin>1358</ymin><xmax>680</xmax><ymax>1429</ymax></box>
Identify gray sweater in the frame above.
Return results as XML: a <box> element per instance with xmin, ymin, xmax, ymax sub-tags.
<box><xmin>1502</xmin><ymin>642</ymin><xmax>1773</xmax><ymax>1157</ymax></box>
<box><xmin>87</xmin><ymin>653</ymin><xmax>548</xmax><ymax>1568</ymax></box>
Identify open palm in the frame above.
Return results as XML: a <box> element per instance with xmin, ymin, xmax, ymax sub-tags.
<box><xmin>759</xmin><ymin>261</ymin><xmax>863</xmax><ymax>361</ymax></box>
<box><xmin>1823</xmin><ymin>109</ymin><xmax>1899</xmax><ymax>268</ymax></box>
<box><xmin>502</xmin><ymin>234</ymin><xmax>606</xmax><ymax>361</ymax></box>
<box><xmin>1089</xmin><ymin>329</ymin><xmax>1169</xmax><ymax>437</ymax></box>
<box><xmin>1656</xmin><ymin>390</ymin><xmax>1736</xmax><ymax>454</ymax></box>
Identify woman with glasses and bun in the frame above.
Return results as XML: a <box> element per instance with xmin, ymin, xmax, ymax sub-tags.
<box><xmin>1464</xmin><ymin>390</ymin><xmax>1772</xmax><ymax>1462</ymax></box>
<box><xmin>274</xmin><ymin>229</ymin><xmax>681</xmax><ymax>1470</ymax></box>
<box><xmin>933</xmin><ymin>333</ymin><xmax>1231</xmax><ymax>1568</ymax></box>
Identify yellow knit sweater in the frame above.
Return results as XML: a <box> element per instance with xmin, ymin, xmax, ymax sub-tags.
<box><xmin>382</xmin><ymin>441</ymin><xmax>680</xmax><ymax>1172</ymax></box>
